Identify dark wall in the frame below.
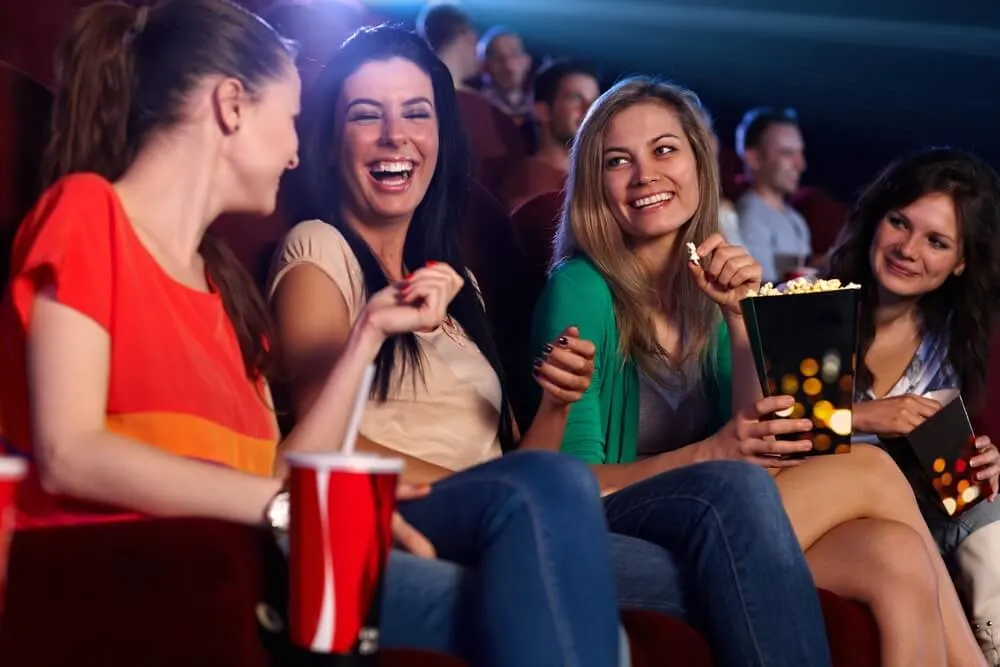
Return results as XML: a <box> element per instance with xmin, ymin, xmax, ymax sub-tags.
<box><xmin>377</xmin><ymin>0</ymin><xmax>1000</xmax><ymax>201</ymax></box>
<box><xmin>0</xmin><ymin>0</ymin><xmax>273</xmax><ymax>86</ymax></box>
<box><xmin>4</xmin><ymin>0</ymin><xmax>998</xmax><ymax>201</ymax></box>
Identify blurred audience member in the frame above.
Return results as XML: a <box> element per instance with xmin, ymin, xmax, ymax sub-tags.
<box><xmin>477</xmin><ymin>26</ymin><xmax>531</xmax><ymax>124</ymax></box>
<box><xmin>736</xmin><ymin>107</ymin><xmax>811</xmax><ymax>282</ymax></box>
<box><xmin>497</xmin><ymin>59</ymin><xmax>599</xmax><ymax>210</ymax></box>
<box><xmin>416</xmin><ymin>2</ymin><xmax>478</xmax><ymax>91</ymax></box>
<box><xmin>698</xmin><ymin>102</ymin><xmax>741</xmax><ymax>245</ymax></box>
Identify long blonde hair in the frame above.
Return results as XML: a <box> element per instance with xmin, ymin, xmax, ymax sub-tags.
<box><xmin>552</xmin><ymin>77</ymin><xmax>721</xmax><ymax>381</ymax></box>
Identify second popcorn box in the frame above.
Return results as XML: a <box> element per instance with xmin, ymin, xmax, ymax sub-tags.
<box><xmin>739</xmin><ymin>279</ymin><xmax>861</xmax><ymax>458</ymax></box>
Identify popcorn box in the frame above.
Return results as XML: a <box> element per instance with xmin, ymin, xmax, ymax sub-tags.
<box><xmin>739</xmin><ymin>281</ymin><xmax>861</xmax><ymax>457</ymax></box>
<box><xmin>903</xmin><ymin>389</ymin><xmax>988</xmax><ymax>517</ymax></box>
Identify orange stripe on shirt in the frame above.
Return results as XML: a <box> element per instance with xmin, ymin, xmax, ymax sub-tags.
<box><xmin>106</xmin><ymin>412</ymin><xmax>278</xmax><ymax>477</ymax></box>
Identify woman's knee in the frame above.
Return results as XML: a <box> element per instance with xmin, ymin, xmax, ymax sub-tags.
<box><xmin>501</xmin><ymin>450</ymin><xmax>600</xmax><ymax>503</ymax></box>
<box><xmin>847</xmin><ymin>444</ymin><xmax>916</xmax><ymax>505</ymax></box>
<box><xmin>857</xmin><ymin>520</ymin><xmax>939</xmax><ymax>600</ymax></box>
<box><xmin>680</xmin><ymin>461</ymin><xmax>805</xmax><ymax>557</ymax></box>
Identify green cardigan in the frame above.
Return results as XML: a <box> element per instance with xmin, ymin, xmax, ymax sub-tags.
<box><xmin>529</xmin><ymin>256</ymin><xmax>733</xmax><ymax>464</ymax></box>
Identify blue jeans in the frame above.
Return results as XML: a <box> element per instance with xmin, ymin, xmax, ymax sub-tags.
<box><xmin>603</xmin><ymin>461</ymin><xmax>833</xmax><ymax>667</ymax></box>
<box><xmin>920</xmin><ymin>487</ymin><xmax>1000</xmax><ymax>564</ymax></box>
<box><xmin>384</xmin><ymin>451</ymin><xmax>620</xmax><ymax>667</ymax></box>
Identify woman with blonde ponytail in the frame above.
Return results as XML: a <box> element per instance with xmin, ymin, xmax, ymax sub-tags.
<box><xmin>0</xmin><ymin>2</ymin><xmax>625</xmax><ymax>664</ymax></box>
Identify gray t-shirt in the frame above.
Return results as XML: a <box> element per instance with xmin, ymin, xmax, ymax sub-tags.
<box><xmin>737</xmin><ymin>189</ymin><xmax>812</xmax><ymax>283</ymax></box>
<box><xmin>636</xmin><ymin>361</ymin><xmax>710</xmax><ymax>458</ymax></box>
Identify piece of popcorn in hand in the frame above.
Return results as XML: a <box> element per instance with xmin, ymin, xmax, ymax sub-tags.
<box><xmin>686</xmin><ymin>242</ymin><xmax>700</xmax><ymax>265</ymax></box>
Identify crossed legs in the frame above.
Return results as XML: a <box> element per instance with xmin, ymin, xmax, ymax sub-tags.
<box><xmin>777</xmin><ymin>444</ymin><xmax>986</xmax><ymax>667</ymax></box>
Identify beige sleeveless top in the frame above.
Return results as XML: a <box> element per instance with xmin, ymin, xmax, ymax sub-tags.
<box><xmin>269</xmin><ymin>220</ymin><xmax>503</xmax><ymax>472</ymax></box>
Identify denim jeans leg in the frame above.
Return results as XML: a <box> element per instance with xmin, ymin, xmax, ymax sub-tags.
<box><xmin>603</xmin><ymin>460</ymin><xmax>831</xmax><ymax>667</ymax></box>
<box><xmin>610</xmin><ymin>533</ymin><xmax>689</xmax><ymax>620</ymax></box>
<box><xmin>924</xmin><ymin>494</ymin><xmax>1000</xmax><ymax>571</ymax></box>
<box><xmin>380</xmin><ymin>550</ymin><xmax>470</xmax><ymax>655</ymax></box>
<box><xmin>397</xmin><ymin>450</ymin><xmax>621</xmax><ymax>667</ymax></box>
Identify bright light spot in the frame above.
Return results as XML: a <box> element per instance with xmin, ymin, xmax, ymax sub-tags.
<box><xmin>803</xmin><ymin>378</ymin><xmax>822</xmax><ymax>396</ymax></box>
<box><xmin>829</xmin><ymin>409</ymin><xmax>852</xmax><ymax>435</ymax></box>
<box><xmin>813</xmin><ymin>400</ymin><xmax>834</xmax><ymax>425</ymax></box>
<box><xmin>800</xmin><ymin>358</ymin><xmax>819</xmax><ymax>377</ymax></box>
<box><xmin>962</xmin><ymin>486</ymin><xmax>981</xmax><ymax>504</ymax></box>
<box><xmin>933</xmin><ymin>458</ymin><xmax>946</xmax><ymax>473</ymax></box>
<box><xmin>781</xmin><ymin>374</ymin><xmax>799</xmax><ymax>396</ymax></box>
<box><xmin>944</xmin><ymin>497</ymin><xmax>958</xmax><ymax>515</ymax></box>
<box><xmin>820</xmin><ymin>351</ymin><xmax>841</xmax><ymax>383</ymax></box>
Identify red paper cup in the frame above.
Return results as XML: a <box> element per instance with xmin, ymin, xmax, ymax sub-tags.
<box><xmin>0</xmin><ymin>457</ymin><xmax>27</xmax><ymax>617</ymax></box>
<box><xmin>285</xmin><ymin>453</ymin><xmax>402</xmax><ymax>658</ymax></box>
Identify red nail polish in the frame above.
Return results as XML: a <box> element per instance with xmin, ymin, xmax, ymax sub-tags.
<box><xmin>426</xmin><ymin>260</ymin><xmax>437</xmax><ymax>267</ymax></box>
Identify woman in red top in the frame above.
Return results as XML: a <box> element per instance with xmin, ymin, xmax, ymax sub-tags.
<box><xmin>0</xmin><ymin>1</ymin><xmax>624</xmax><ymax>664</ymax></box>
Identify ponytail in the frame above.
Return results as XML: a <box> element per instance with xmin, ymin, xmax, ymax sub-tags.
<box><xmin>199</xmin><ymin>233</ymin><xmax>276</xmax><ymax>380</ymax></box>
<box><xmin>42</xmin><ymin>1</ymin><xmax>139</xmax><ymax>187</ymax></box>
<box><xmin>40</xmin><ymin>0</ymin><xmax>291</xmax><ymax>381</ymax></box>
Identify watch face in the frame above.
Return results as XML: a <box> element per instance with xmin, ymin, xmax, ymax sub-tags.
<box><xmin>268</xmin><ymin>492</ymin><xmax>290</xmax><ymax>533</ymax></box>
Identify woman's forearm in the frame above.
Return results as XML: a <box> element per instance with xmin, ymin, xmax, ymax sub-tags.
<box><xmin>276</xmin><ymin>311</ymin><xmax>386</xmax><ymax>476</ymax></box>
<box><xmin>591</xmin><ymin>442</ymin><xmax>705</xmax><ymax>496</ymax></box>
<box><xmin>518</xmin><ymin>402</ymin><xmax>571</xmax><ymax>452</ymax></box>
<box><xmin>39</xmin><ymin>429</ymin><xmax>281</xmax><ymax>525</ymax></box>
<box><xmin>726</xmin><ymin>313</ymin><xmax>763</xmax><ymax>415</ymax></box>
<box><xmin>280</xmin><ymin>313</ymin><xmax>452</xmax><ymax>484</ymax></box>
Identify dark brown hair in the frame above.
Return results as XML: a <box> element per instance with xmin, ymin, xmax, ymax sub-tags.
<box><xmin>42</xmin><ymin>0</ymin><xmax>295</xmax><ymax>380</ymax></box>
<box><xmin>827</xmin><ymin>147</ymin><xmax>1000</xmax><ymax>409</ymax></box>
<box><xmin>295</xmin><ymin>26</ymin><xmax>516</xmax><ymax>451</ymax></box>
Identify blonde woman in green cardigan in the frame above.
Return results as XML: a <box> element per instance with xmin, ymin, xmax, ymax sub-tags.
<box><xmin>530</xmin><ymin>76</ymin><xmax>987</xmax><ymax>667</ymax></box>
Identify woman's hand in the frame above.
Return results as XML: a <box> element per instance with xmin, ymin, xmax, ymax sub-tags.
<box><xmin>533</xmin><ymin>326</ymin><xmax>596</xmax><ymax>408</ymax></box>
<box><xmin>392</xmin><ymin>482</ymin><xmax>436</xmax><ymax>558</ymax></box>
<box><xmin>688</xmin><ymin>234</ymin><xmax>762</xmax><ymax>318</ymax></box>
<box><xmin>361</xmin><ymin>262</ymin><xmax>464</xmax><ymax>337</ymax></box>
<box><xmin>852</xmin><ymin>395</ymin><xmax>941</xmax><ymax>437</ymax></box>
<box><xmin>970</xmin><ymin>436</ymin><xmax>1000</xmax><ymax>502</ymax></box>
<box><xmin>697</xmin><ymin>395</ymin><xmax>814</xmax><ymax>468</ymax></box>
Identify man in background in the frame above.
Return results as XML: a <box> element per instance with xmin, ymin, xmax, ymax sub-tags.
<box><xmin>477</xmin><ymin>26</ymin><xmax>532</xmax><ymax>124</ymax></box>
<box><xmin>417</xmin><ymin>2</ymin><xmax>479</xmax><ymax>91</ymax></box>
<box><xmin>736</xmin><ymin>107</ymin><xmax>812</xmax><ymax>283</ymax></box>
<box><xmin>497</xmin><ymin>59</ymin><xmax>600</xmax><ymax>210</ymax></box>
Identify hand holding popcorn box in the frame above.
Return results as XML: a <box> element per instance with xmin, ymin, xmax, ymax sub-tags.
<box><xmin>739</xmin><ymin>278</ymin><xmax>861</xmax><ymax>458</ymax></box>
<box><xmin>903</xmin><ymin>389</ymin><xmax>988</xmax><ymax>517</ymax></box>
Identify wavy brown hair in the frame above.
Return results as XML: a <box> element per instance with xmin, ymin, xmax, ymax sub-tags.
<box><xmin>552</xmin><ymin>76</ymin><xmax>722</xmax><ymax>380</ymax></box>
<box><xmin>42</xmin><ymin>0</ymin><xmax>295</xmax><ymax>381</ymax></box>
<box><xmin>826</xmin><ymin>147</ymin><xmax>1000</xmax><ymax>409</ymax></box>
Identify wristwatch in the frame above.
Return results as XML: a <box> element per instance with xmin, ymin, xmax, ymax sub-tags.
<box><xmin>263</xmin><ymin>485</ymin><xmax>290</xmax><ymax>534</ymax></box>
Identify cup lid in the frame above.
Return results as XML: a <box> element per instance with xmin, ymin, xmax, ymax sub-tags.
<box><xmin>0</xmin><ymin>457</ymin><xmax>28</xmax><ymax>479</ymax></box>
<box><xmin>284</xmin><ymin>452</ymin><xmax>404</xmax><ymax>473</ymax></box>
